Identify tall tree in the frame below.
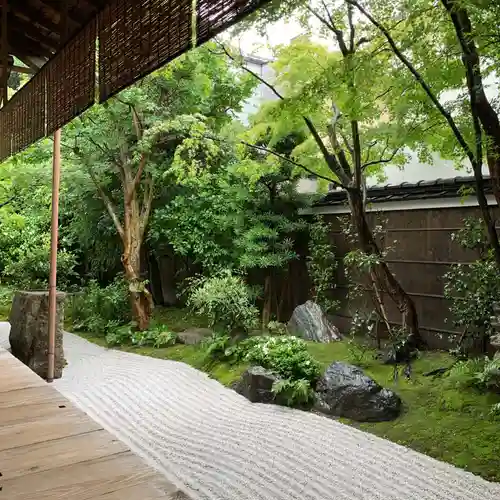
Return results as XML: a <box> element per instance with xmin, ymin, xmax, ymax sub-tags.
<box><xmin>226</xmin><ymin>14</ymin><xmax>429</xmax><ymax>343</ymax></box>
<box><xmin>344</xmin><ymin>0</ymin><xmax>500</xmax><ymax>266</ymax></box>
<box><xmin>65</xmin><ymin>45</ymin><xmax>254</xmax><ymax>329</ymax></box>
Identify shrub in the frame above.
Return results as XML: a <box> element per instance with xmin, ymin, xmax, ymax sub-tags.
<box><xmin>71</xmin><ymin>277</ymin><xmax>130</xmax><ymax>335</ymax></box>
<box><xmin>187</xmin><ymin>271</ymin><xmax>259</xmax><ymax>333</ymax></box>
<box><xmin>202</xmin><ymin>334</ymin><xmax>232</xmax><ymax>361</ymax></box>
<box><xmin>106</xmin><ymin>323</ymin><xmax>177</xmax><ymax>348</ymax></box>
<box><xmin>272</xmin><ymin>378</ymin><xmax>316</xmax><ymax>407</ymax></box>
<box><xmin>446</xmin><ymin>358</ymin><xmax>485</xmax><ymax>390</ymax></box>
<box><xmin>105</xmin><ymin>323</ymin><xmax>134</xmax><ymax>346</ymax></box>
<box><xmin>266</xmin><ymin>320</ymin><xmax>288</xmax><ymax>336</ymax></box>
<box><xmin>204</xmin><ymin>334</ymin><xmax>321</xmax><ymax>384</ymax></box>
<box><xmin>0</xmin><ymin>286</ymin><xmax>12</xmax><ymax>319</ymax></box>
<box><xmin>131</xmin><ymin>326</ymin><xmax>178</xmax><ymax>348</ymax></box>
<box><xmin>474</xmin><ymin>356</ymin><xmax>500</xmax><ymax>392</ymax></box>
<box><xmin>241</xmin><ymin>335</ymin><xmax>321</xmax><ymax>383</ymax></box>
<box><xmin>444</xmin><ymin>218</ymin><xmax>500</xmax><ymax>350</ymax></box>
<box><xmin>490</xmin><ymin>402</ymin><xmax>500</xmax><ymax>418</ymax></box>
<box><xmin>307</xmin><ymin>216</ymin><xmax>339</xmax><ymax>314</ymax></box>
<box><xmin>346</xmin><ymin>312</ymin><xmax>375</xmax><ymax>366</ymax></box>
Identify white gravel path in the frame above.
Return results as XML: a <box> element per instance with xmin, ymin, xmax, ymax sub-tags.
<box><xmin>2</xmin><ymin>325</ymin><xmax>500</xmax><ymax>500</ymax></box>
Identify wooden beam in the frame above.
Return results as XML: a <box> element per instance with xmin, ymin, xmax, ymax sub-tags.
<box><xmin>9</xmin><ymin>12</ymin><xmax>59</xmax><ymax>50</ymax></box>
<box><xmin>10</xmin><ymin>52</ymin><xmax>43</xmax><ymax>71</ymax></box>
<box><xmin>11</xmin><ymin>64</ymin><xmax>35</xmax><ymax>74</ymax></box>
<box><xmin>10</xmin><ymin>1</ymin><xmax>62</xmax><ymax>36</ymax></box>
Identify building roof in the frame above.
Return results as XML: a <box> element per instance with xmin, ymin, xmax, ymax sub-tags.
<box><xmin>315</xmin><ymin>175</ymin><xmax>493</xmax><ymax>207</ymax></box>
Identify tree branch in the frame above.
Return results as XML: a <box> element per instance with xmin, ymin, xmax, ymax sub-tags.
<box><xmin>140</xmin><ymin>174</ymin><xmax>154</xmax><ymax>241</ymax></box>
<box><xmin>347</xmin><ymin>3</ymin><xmax>355</xmax><ymax>53</ymax></box>
<box><xmin>132</xmin><ymin>153</ymin><xmax>148</xmax><ymax>192</ymax></box>
<box><xmin>131</xmin><ymin>106</ymin><xmax>143</xmax><ymax>140</ymax></box>
<box><xmin>85</xmin><ymin>165</ymin><xmax>125</xmax><ymax>241</ymax></box>
<box><xmin>346</xmin><ymin>0</ymin><xmax>477</xmax><ymax>167</ymax></box>
<box><xmin>218</xmin><ymin>40</ymin><xmax>350</xmax><ymax>186</ymax></box>
<box><xmin>307</xmin><ymin>2</ymin><xmax>349</xmax><ymax>56</ymax></box>
<box><xmin>217</xmin><ymin>41</ymin><xmax>284</xmax><ymax>100</ymax></box>
<box><xmin>241</xmin><ymin>140</ymin><xmax>345</xmax><ymax>188</ymax></box>
<box><xmin>362</xmin><ymin>145</ymin><xmax>401</xmax><ymax>170</ymax></box>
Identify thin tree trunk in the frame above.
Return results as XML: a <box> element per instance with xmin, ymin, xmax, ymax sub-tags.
<box><xmin>441</xmin><ymin>0</ymin><xmax>500</xmax><ymax>207</ymax></box>
<box><xmin>348</xmin><ymin>188</ymin><xmax>422</xmax><ymax>347</ymax></box>
<box><xmin>262</xmin><ymin>274</ymin><xmax>272</xmax><ymax>329</ymax></box>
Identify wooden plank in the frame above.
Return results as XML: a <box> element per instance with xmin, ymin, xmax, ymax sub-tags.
<box><xmin>0</xmin><ymin>346</ymin><xmax>185</xmax><ymax>499</ymax></box>
<box><xmin>0</xmin><ymin>398</ymin><xmax>78</xmax><ymax>426</ymax></box>
<box><xmin>0</xmin><ymin>429</ymin><xmax>129</xmax><ymax>480</ymax></box>
<box><xmin>0</xmin><ymin>366</ymin><xmax>46</xmax><ymax>393</ymax></box>
<box><xmin>0</xmin><ymin>384</ymin><xmax>62</xmax><ymax>409</ymax></box>
<box><xmin>1</xmin><ymin>452</ymin><xmax>161</xmax><ymax>500</ymax></box>
<box><xmin>0</xmin><ymin>409</ymin><xmax>102</xmax><ymax>451</ymax></box>
<box><xmin>92</xmin><ymin>480</ymin><xmax>188</xmax><ymax>500</ymax></box>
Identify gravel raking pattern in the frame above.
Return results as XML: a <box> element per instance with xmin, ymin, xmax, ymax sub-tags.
<box><xmin>1</xmin><ymin>325</ymin><xmax>499</xmax><ymax>500</ymax></box>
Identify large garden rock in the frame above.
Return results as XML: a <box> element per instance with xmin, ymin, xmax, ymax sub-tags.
<box><xmin>233</xmin><ymin>366</ymin><xmax>282</xmax><ymax>404</ymax></box>
<box><xmin>9</xmin><ymin>291</ymin><xmax>66</xmax><ymax>379</ymax></box>
<box><xmin>315</xmin><ymin>362</ymin><xmax>401</xmax><ymax>422</ymax></box>
<box><xmin>177</xmin><ymin>327</ymin><xmax>213</xmax><ymax>345</ymax></box>
<box><xmin>288</xmin><ymin>300</ymin><xmax>341</xmax><ymax>343</ymax></box>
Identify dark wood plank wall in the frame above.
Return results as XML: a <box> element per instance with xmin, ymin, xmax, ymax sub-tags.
<box><xmin>324</xmin><ymin>205</ymin><xmax>500</xmax><ymax>349</ymax></box>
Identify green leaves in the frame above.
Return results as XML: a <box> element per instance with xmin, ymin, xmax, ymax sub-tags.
<box><xmin>187</xmin><ymin>271</ymin><xmax>259</xmax><ymax>333</ymax></box>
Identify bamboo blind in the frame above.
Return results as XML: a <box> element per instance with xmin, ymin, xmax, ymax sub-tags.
<box><xmin>0</xmin><ymin>0</ymin><xmax>268</xmax><ymax>159</ymax></box>
<box><xmin>46</xmin><ymin>19</ymin><xmax>97</xmax><ymax>135</ymax></box>
<box><xmin>98</xmin><ymin>0</ymin><xmax>269</xmax><ymax>101</ymax></box>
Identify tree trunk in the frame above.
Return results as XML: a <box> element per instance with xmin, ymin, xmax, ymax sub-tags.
<box><xmin>262</xmin><ymin>274</ymin><xmax>272</xmax><ymax>329</ymax></box>
<box><xmin>122</xmin><ymin>244</ymin><xmax>152</xmax><ymax>331</ymax></box>
<box><xmin>348</xmin><ymin>189</ymin><xmax>422</xmax><ymax>348</ymax></box>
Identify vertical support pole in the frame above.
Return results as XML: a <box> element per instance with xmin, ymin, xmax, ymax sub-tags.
<box><xmin>47</xmin><ymin>1</ymin><xmax>68</xmax><ymax>383</ymax></box>
<box><xmin>47</xmin><ymin>129</ymin><xmax>61</xmax><ymax>383</ymax></box>
<box><xmin>1</xmin><ymin>0</ymin><xmax>8</xmax><ymax>107</ymax></box>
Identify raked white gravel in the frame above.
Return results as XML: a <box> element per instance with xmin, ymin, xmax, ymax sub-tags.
<box><xmin>1</xmin><ymin>324</ymin><xmax>499</xmax><ymax>500</ymax></box>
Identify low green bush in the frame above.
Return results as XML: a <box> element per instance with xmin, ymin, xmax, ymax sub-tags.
<box><xmin>0</xmin><ymin>286</ymin><xmax>13</xmax><ymax>320</ymax></box>
<box><xmin>70</xmin><ymin>277</ymin><xmax>130</xmax><ymax>335</ymax></box>
<box><xmin>106</xmin><ymin>323</ymin><xmax>177</xmax><ymax>348</ymax></box>
<box><xmin>187</xmin><ymin>271</ymin><xmax>259</xmax><ymax>333</ymax></box>
<box><xmin>243</xmin><ymin>336</ymin><xmax>321</xmax><ymax>382</ymax></box>
<box><xmin>272</xmin><ymin>378</ymin><xmax>316</xmax><ymax>407</ymax></box>
<box><xmin>446</xmin><ymin>358</ymin><xmax>485</xmax><ymax>390</ymax></box>
<box><xmin>475</xmin><ymin>356</ymin><xmax>500</xmax><ymax>392</ymax></box>
<box><xmin>203</xmin><ymin>334</ymin><xmax>321</xmax><ymax>407</ymax></box>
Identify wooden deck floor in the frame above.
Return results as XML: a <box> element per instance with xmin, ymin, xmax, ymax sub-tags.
<box><xmin>0</xmin><ymin>347</ymin><xmax>189</xmax><ymax>499</ymax></box>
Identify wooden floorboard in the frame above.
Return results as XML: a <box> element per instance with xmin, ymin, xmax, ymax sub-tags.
<box><xmin>0</xmin><ymin>347</ymin><xmax>189</xmax><ymax>499</ymax></box>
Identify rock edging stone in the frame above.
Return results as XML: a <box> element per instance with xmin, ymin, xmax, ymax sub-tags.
<box><xmin>9</xmin><ymin>290</ymin><xmax>66</xmax><ymax>379</ymax></box>
<box><xmin>315</xmin><ymin>362</ymin><xmax>402</xmax><ymax>422</ymax></box>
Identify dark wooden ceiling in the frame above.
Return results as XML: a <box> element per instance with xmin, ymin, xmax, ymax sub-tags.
<box><xmin>6</xmin><ymin>0</ymin><xmax>108</xmax><ymax>69</ymax></box>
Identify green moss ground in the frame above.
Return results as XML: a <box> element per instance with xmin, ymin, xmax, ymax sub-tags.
<box><xmin>50</xmin><ymin>305</ymin><xmax>500</xmax><ymax>482</ymax></box>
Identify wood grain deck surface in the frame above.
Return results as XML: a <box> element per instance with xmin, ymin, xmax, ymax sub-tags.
<box><xmin>0</xmin><ymin>346</ymin><xmax>189</xmax><ymax>499</ymax></box>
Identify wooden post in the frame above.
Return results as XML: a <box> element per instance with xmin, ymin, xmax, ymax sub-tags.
<box><xmin>47</xmin><ymin>129</ymin><xmax>61</xmax><ymax>382</ymax></box>
<box><xmin>47</xmin><ymin>1</ymin><xmax>68</xmax><ymax>382</ymax></box>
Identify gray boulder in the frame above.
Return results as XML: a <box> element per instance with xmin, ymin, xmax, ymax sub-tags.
<box><xmin>288</xmin><ymin>300</ymin><xmax>341</xmax><ymax>343</ymax></box>
<box><xmin>316</xmin><ymin>362</ymin><xmax>401</xmax><ymax>422</ymax></box>
<box><xmin>9</xmin><ymin>291</ymin><xmax>66</xmax><ymax>379</ymax></box>
<box><xmin>177</xmin><ymin>327</ymin><xmax>213</xmax><ymax>345</ymax></box>
<box><xmin>233</xmin><ymin>366</ymin><xmax>282</xmax><ymax>405</ymax></box>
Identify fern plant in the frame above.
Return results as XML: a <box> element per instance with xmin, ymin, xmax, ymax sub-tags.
<box><xmin>272</xmin><ymin>378</ymin><xmax>316</xmax><ymax>407</ymax></box>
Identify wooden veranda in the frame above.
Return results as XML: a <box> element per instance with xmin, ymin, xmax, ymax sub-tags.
<box><xmin>0</xmin><ymin>345</ymin><xmax>188</xmax><ymax>499</ymax></box>
<box><xmin>0</xmin><ymin>0</ymin><xmax>268</xmax><ymax>497</ymax></box>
